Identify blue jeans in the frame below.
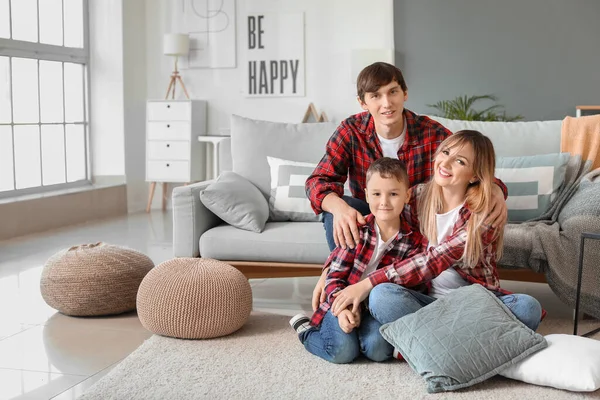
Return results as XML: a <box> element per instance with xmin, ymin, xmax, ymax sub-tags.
<box><xmin>298</xmin><ymin>309</ymin><xmax>392</xmax><ymax>364</ymax></box>
<box><xmin>322</xmin><ymin>196</ymin><xmax>371</xmax><ymax>251</ymax></box>
<box><xmin>368</xmin><ymin>283</ymin><xmax>543</xmax><ymax>332</ymax></box>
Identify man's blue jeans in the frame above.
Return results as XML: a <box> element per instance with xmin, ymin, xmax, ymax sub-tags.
<box><xmin>368</xmin><ymin>283</ymin><xmax>543</xmax><ymax>332</ymax></box>
<box><xmin>322</xmin><ymin>196</ymin><xmax>371</xmax><ymax>251</ymax></box>
<box><xmin>298</xmin><ymin>309</ymin><xmax>392</xmax><ymax>364</ymax></box>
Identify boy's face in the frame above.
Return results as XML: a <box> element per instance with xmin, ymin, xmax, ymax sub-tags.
<box><xmin>365</xmin><ymin>172</ymin><xmax>410</xmax><ymax>224</ymax></box>
<box><xmin>358</xmin><ymin>80</ymin><xmax>407</xmax><ymax>130</ymax></box>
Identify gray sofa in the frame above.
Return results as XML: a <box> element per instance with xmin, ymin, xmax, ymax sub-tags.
<box><xmin>172</xmin><ymin>114</ymin><xmax>600</xmax><ymax>317</ymax></box>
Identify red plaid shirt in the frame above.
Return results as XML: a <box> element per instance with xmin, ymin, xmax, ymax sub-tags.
<box><xmin>368</xmin><ymin>184</ymin><xmax>508</xmax><ymax>294</ymax></box>
<box><xmin>309</xmin><ymin>210</ymin><xmax>423</xmax><ymax>327</ymax></box>
<box><xmin>305</xmin><ymin>109</ymin><xmax>507</xmax><ymax>213</ymax></box>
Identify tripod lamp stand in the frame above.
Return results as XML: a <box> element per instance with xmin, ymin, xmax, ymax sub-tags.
<box><xmin>163</xmin><ymin>33</ymin><xmax>190</xmax><ymax>100</ymax></box>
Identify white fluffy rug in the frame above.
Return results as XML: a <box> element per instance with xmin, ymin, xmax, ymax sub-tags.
<box><xmin>80</xmin><ymin>313</ymin><xmax>600</xmax><ymax>399</ymax></box>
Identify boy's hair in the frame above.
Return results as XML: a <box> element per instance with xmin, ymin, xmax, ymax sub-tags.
<box><xmin>366</xmin><ymin>157</ymin><xmax>409</xmax><ymax>186</ymax></box>
<box><xmin>418</xmin><ymin>130</ymin><xmax>504</xmax><ymax>268</ymax></box>
<box><xmin>357</xmin><ymin>62</ymin><xmax>408</xmax><ymax>102</ymax></box>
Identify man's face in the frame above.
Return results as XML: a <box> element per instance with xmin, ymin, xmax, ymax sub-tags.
<box><xmin>365</xmin><ymin>172</ymin><xmax>410</xmax><ymax>224</ymax></box>
<box><xmin>358</xmin><ymin>80</ymin><xmax>408</xmax><ymax>130</ymax></box>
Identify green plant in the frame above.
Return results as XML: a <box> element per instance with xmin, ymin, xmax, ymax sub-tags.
<box><xmin>427</xmin><ymin>94</ymin><xmax>523</xmax><ymax>122</ymax></box>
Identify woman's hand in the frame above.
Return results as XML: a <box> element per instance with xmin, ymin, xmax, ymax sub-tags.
<box><xmin>485</xmin><ymin>184</ymin><xmax>508</xmax><ymax>228</ymax></box>
<box><xmin>312</xmin><ymin>268</ymin><xmax>329</xmax><ymax>311</ymax></box>
<box><xmin>331</xmin><ymin>279</ymin><xmax>373</xmax><ymax>315</ymax></box>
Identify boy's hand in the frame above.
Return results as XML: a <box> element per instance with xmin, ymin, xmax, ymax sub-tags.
<box><xmin>312</xmin><ymin>268</ymin><xmax>329</xmax><ymax>311</ymax></box>
<box><xmin>331</xmin><ymin>279</ymin><xmax>373</xmax><ymax>316</ymax></box>
<box><xmin>337</xmin><ymin>309</ymin><xmax>359</xmax><ymax>333</ymax></box>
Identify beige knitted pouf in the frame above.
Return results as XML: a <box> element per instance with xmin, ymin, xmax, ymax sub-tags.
<box><xmin>137</xmin><ymin>258</ymin><xmax>253</xmax><ymax>339</ymax></box>
<box><xmin>40</xmin><ymin>243</ymin><xmax>154</xmax><ymax>316</ymax></box>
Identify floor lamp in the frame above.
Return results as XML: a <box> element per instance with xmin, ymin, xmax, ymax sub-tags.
<box><xmin>163</xmin><ymin>33</ymin><xmax>190</xmax><ymax>100</ymax></box>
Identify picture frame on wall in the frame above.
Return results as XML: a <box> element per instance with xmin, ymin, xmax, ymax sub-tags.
<box><xmin>177</xmin><ymin>0</ymin><xmax>237</xmax><ymax>69</ymax></box>
<box><xmin>244</xmin><ymin>12</ymin><xmax>305</xmax><ymax>97</ymax></box>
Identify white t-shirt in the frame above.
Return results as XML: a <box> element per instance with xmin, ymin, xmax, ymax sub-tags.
<box><xmin>428</xmin><ymin>204</ymin><xmax>469</xmax><ymax>298</ymax></box>
<box><xmin>376</xmin><ymin>117</ymin><xmax>407</xmax><ymax>159</ymax></box>
<box><xmin>361</xmin><ymin>223</ymin><xmax>395</xmax><ymax>281</ymax></box>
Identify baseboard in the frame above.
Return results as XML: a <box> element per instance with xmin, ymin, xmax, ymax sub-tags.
<box><xmin>0</xmin><ymin>184</ymin><xmax>128</xmax><ymax>241</ymax></box>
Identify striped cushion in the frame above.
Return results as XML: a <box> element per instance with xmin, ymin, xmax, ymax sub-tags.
<box><xmin>495</xmin><ymin>153</ymin><xmax>570</xmax><ymax>222</ymax></box>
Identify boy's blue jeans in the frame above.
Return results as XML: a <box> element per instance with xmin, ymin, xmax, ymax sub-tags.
<box><xmin>298</xmin><ymin>308</ymin><xmax>392</xmax><ymax>364</ymax></box>
<box><xmin>322</xmin><ymin>196</ymin><xmax>370</xmax><ymax>251</ymax></box>
<box><xmin>368</xmin><ymin>283</ymin><xmax>543</xmax><ymax>332</ymax></box>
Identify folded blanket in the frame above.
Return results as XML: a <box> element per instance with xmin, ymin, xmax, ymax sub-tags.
<box><xmin>561</xmin><ymin>115</ymin><xmax>600</xmax><ymax>171</ymax></box>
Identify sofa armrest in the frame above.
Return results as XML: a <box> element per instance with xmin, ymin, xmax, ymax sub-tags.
<box><xmin>172</xmin><ymin>180</ymin><xmax>222</xmax><ymax>257</ymax></box>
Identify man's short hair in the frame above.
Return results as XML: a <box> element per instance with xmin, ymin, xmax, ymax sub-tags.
<box><xmin>357</xmin><ymin>62</ymin><xmax>407</xmax><ymax>102</ymax></box>
<box><xmin>366</xmin><ymin>157</ymin><xmax>409</xmax><ymax>186</ymax></box>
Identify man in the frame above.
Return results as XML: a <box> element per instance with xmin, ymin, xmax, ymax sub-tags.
<box><xmin>305</xmin><ymin>62</ymin><xmax>508</xmax><ymax>310</ymax></box>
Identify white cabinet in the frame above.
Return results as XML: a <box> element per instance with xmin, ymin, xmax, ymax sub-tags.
<box><xmin>145</xmin><ymin>99</ymin><xmax>207</xmax><ymax>211</ymax></box>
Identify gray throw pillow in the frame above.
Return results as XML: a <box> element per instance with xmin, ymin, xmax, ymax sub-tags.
<box><xmin>379</xmin><ymin>284</ymin><xmax>547</xmax><ymax>394</ymax></box>
<box><xmin>200</xmin><ymin>171</ymin><xmax>269</xmax><ymax>233</ymax></box>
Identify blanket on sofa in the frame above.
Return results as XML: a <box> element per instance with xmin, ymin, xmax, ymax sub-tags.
<box><xmin>500</xmin><ymin>115</ymin><xmax>600</xmax><ymax>319</ymax></box>
<box><xmin>561</xmin><ymin>115</ymin><xmax>600</xmax><ymax>171</ymax></box>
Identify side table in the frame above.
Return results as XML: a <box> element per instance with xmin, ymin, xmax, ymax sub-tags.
<box><xmin>573</xmin><ymin>232</ymin><xmax>600</xmax><ymax>337</ymax></box>
<box><xmin>198</xmin><ymin>136</ymin><xmax>229</xmax><ymax>180</ymax></box>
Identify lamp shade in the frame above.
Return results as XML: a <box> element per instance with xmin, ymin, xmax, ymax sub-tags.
<box><xmin>163</xmin><ymin>33</ymin><xmax>190</xmax><ymax>56</ymax></box>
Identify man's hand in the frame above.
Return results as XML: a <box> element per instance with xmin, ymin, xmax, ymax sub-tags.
<box><xmin>312</xmin><ymin>268</ymin><xmax>329</xmax><ymax>311</ymax></box>
<box><xmin>485</xmin><ymin>184</ymin><xmax>508</xmax><ymax>228</ymax></box>
<box><xmin>337</xmin><ymin>309</ymin><xmax>360</xmax><ymax>334</ymax></box>
<box><xmin>333</xmin><ymin>206</ymin><xmax>367</xmax><ymax>249</ymax></box>
<box><xmin>331</xmin><ymin>279</ymin><xmax>373</xmax><ymax>315</ymax></box>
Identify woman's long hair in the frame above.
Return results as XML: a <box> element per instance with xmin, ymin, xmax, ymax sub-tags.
<box><xmin>418</xmin><ymin>130</ymin><xmax>504</xmax><ymax>268</ymax></box>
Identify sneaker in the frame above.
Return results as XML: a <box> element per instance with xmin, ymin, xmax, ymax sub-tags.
<box><xmin>289</xmin><ymin>313</ymin><xmax>311</xmax><ymax>334</ymax></box>
<box><xmin>392</xmin><ymin>348</ymin><xmax>405</xmax><ymax>361</ymax></box>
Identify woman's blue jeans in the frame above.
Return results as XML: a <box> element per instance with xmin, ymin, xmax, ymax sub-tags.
<box><xmin>299</xmin><ymin>308</ymin><xmax>392</xmax><ymax>364</ymax></box>
<box><xmin>368</xmin><ymin>283</ymin><xmax>543</xmax><ymax>332</ymax></box>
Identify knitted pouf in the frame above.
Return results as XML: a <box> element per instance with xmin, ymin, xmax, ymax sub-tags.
<box><xmin>40</xmin><ymin>243</ymin><xmax>154</xmax><ymax>316</ymax></box>
<box><xmin>137</xmin><ymin>258</ymin><xmax>253</xmax><ymax>339</ymax></box>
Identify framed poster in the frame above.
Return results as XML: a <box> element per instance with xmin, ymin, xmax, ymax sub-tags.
<box><xmin>179</xmin><ymin>0</ymin><xmax>236</xmax><ymax>69</ymax></box>
<box><xmin>245</xmin><ymin>12</ymin><xmax>305</xmax><ymax>97</ymax></box>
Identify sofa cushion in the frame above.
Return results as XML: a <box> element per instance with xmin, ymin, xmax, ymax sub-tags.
<box><xmin>426</xmin><ymin>115</ymin><xmax>562</xmax><ymax>158</ymax></box>
<box><xmin>230</xmin><ymin>115</ymin><xmax>338</xmax><ymax>201</ymax></box>
<box><xmin>267</xmin><ymin>156</ymin><xmax>321</xmax><ymax>222</ymax></box>
<box><xmin>496</xmin><ymin>153</ymin><xmax>570</xmax><ymax>222</ymax></box>
<box><xmin>200</xmin><ymin>222</ymin><xmax>330</xmax><ymax>264</ymax></box>
<box><xmin>379</xmin><ymin>284</ymin><xmax>547</xmax><ymax>394</ymax></box>
<box><xmin>199</xmin><ymin>171</ymin><xmax>269</xmax><ymax>233</ymax></box>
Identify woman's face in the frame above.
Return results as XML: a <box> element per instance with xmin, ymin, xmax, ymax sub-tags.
<box><xmin>433</xmin><ymin>142</ymin><xmax>477</xmax><ymax>190</ymax></box>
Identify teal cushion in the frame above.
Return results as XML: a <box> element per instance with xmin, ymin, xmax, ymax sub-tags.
<box><xmin>495</xmin><ymin>153</ymin><xmax>570</xmax><ymax>222</ymax></box>
<box><xmin>379</xmin><ymin>284</ymin><xmax>547</xmax><ymax>394</ymax></box>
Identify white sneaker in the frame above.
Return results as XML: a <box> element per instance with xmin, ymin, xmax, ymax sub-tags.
<box><xmin>289</xmin><ymin>313</ymin><xmax>311</xmax><ymax>334</ymax></box>
<box><xmin>392</xmin><ymin>348</ymin><xmax>404</xmax><ymax>361</ymax></box>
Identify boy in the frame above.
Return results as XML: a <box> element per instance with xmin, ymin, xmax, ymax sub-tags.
<box><xmin>290</xmin><ymin>158</ymin><xmax>423</xmax><ymax>364</ymax></box>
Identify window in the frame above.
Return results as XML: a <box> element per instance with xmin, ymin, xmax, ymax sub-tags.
<box><xmin>0</xmin><ymin>0</ymin><xmax>89</xmax><ymax>197</ymax></box>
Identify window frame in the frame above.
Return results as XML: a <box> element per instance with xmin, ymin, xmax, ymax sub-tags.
<box><xmin>0</xmin><ymin>0</ymin><xmax>91</xmax><ymax>199</ymax></box>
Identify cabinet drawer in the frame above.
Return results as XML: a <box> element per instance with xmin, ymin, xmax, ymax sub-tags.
<box><xmin>147</xmin><ymin>141</ymin><xmax>190</xmax><ymax>160</ymax></box>
<box><xmin>147</xmin><ymin>102</ymin><xmax>190</xmax><ymax>121</ymax></box>
<box><xmin>147</xmin><ymin>121</ymin><xmax>190</xmax><ymax>140</ymax></box>
<box><xmin>147</xmin><ymin>161</ymin><xmax>189</xmax><ymax>182</ymax></box>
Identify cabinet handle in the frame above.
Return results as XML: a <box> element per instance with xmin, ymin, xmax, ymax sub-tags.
<box><xmin>166</xmin><ymin>163</ymin><xmax>170</xmax><ymax>167</ymax></box>
<box><xmin>166</xmin><ymin>144</ymin><xmax>170</xmax><ymax>148</ymax></box>
<box><xmin>167</xmin><ymin>105</ymin><xmax>171</xmax><ymax>108</ymax></box>
<box><xmin>167</xmin><ymin>124</ymin><xmax>170</xmax><ymax>128</ymax></box>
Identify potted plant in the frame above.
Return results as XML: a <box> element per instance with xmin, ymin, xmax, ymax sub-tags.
<box><xmin>427</xmin><ymin>94</ymin><xmax>523</xmax><ymax>121</ymax></box>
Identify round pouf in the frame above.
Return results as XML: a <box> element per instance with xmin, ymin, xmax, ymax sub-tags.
<box><xmin>40</xmin><ymin>243</ymin><xmax>154</xmax><ymax>316</ymax></box>
<box><xmin>137</xmin><ymin>258</ymin><xmax>252</xmax><ymax>339</ymax></box>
